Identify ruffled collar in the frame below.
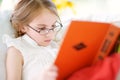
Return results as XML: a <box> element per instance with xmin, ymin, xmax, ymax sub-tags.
<box><xmin>22</xmin><ymin>34</ymin><xmax>39</xmax><ymax>47</ymax></box>
<box><xmin>21</xmin><ymin>34</ymin><xmax>54</xmax><ymax>48</ymax></box>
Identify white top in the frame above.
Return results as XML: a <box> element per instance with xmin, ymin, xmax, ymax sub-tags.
<box><xmin>3</xmin><ymin>34</ymin><xmax>59</xmax><ymax>80</ymax></box>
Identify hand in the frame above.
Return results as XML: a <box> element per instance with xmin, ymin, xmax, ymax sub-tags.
<box><xmin>36</xmin><ymin>65</ymin><xmax>58</xmax><ymax>80</ymax></box>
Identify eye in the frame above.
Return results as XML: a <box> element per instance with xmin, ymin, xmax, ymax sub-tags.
<box><xmin>38</xmin><ymin>27</ymin><xmax>46</xmax><ymax>30</ymax></box>
<box><xmin>51</xmin><ymin>25</ymin><xmax>56</xmax><ymax>28</ymax></box>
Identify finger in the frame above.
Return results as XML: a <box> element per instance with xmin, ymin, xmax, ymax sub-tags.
<box><xmin>46</xmin><ymin>71</ymin><xmax>58</xmax><ymax>80</ymax></box>
<box><xmin>49</xmin><ymin>65</ymin><xmax>58</xmax><ymax>71</ymax></box>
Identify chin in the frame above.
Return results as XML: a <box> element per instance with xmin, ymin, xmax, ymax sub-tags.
<box><xmin>40</xmin><ymin>43</ymin><xmax>50</xmax><ymax>47</ymax></box>
<box><xmin>38</xmin><ymin>41</ymin><xmax>51</xmax><ymax>46</ymax></box>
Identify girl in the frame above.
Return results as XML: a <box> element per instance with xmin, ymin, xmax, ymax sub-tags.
<box><xmin>4</xmin><ymin>0</ymin><xmax>62</xmax><ymax>80</ymax></box>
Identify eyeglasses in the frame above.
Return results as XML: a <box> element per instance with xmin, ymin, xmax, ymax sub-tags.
<box><xmin>27</xmin><ymin>21</ymin><xmax>63</xmax><ymax>35</ymax></box>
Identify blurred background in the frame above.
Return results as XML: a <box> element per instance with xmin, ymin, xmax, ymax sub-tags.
<box><xmin>1</xmin><ymin>0</ymin><xmax>120</xmax><ymax>38</ymax></box>
<box><xmin>1</xmin><ymin>0</ymin><xmax>120</xmax><ymax>23</ymax></box>
<box><xmin>1</xmin><ymin>0</ymin><xmax>120</xmax><ymax>17</ymax></box>
<box><xmin>0</xmin><ymin>0</ymin><xmax>120</xmax><ymax>44</ymax></box>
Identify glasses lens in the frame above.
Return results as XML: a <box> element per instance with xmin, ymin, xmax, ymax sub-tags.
<box><xmin>54</xmin><ymin>22</ymin><xmax>62</xmax><ymax>32</ymax></box>
<box><xmin>38</xmin><ymin>22</ymin><xmax>62</xmax><ymax>35</ymax></box>
<box><xmin>39</xmin><ymin>29</ymin><xmax>48</xmax><ymax>35</ymax></box>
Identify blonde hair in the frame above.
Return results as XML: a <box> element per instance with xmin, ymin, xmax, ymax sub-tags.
<box><xmin>10</xmin><ymin>0</ymin><xmax>58</xmax><ymax>37</ymax></box>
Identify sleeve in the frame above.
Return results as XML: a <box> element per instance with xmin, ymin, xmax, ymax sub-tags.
<box><xmin>2</xmin><ymin>34</ymin><xmax>18</xmax><ymax>49</ymax></box>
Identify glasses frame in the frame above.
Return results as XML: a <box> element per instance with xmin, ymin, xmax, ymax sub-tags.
<box><xmin>27</xmin><ymin>21</ymin><xmax>63</xmax><ymax>35</ymax></box>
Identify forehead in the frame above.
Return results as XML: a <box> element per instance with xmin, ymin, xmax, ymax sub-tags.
<box><xmin>30</xmin><ymin>9</ymin><xmax>58</xmax><ymax>25</ymax></box>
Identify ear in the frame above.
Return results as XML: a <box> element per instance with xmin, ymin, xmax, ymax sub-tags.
<box><xmin>20</xmin><ymin>25</ymin><xmax>28</xmax><ymax>33</ymax></box>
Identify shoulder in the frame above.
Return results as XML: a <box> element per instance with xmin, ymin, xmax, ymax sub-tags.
<box><xmin>6</xmin><ymin>47</ymin><xmax>23</xmax><ymax>80</ymax></box>
<box><xmin>7</xmin><ymin>46</ymin><xmax>22</xmax><ymax>56</ymax></box>
<box><xmin>6</xmin><ymin>46</ymin><xmax>24</xmax><ymax>65</ymax></box>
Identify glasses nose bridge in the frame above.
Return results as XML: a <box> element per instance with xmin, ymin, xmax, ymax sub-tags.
<box><xmin>44</xmin><ymin>28</ymin><xmax>53</xmax><ymax>34</ymax></box>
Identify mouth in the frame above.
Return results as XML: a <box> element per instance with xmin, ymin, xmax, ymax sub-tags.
<box><xmin>44</xmin><ymin>40</ymin><xmax>51</xmax><ymax>43</ymax></box>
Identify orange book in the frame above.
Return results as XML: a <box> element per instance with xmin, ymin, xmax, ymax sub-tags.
<box><xmin>93</xmin><ymin>24</ymin><xmax>120</xmax><ymax>64</ymax></box>
<box><xmin>54</xmin><ymin>21</ymin><xmax>120</xmax><ymax>80</ymax></box>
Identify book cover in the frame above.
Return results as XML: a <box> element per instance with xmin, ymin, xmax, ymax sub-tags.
<box><xmin>55</xmin><ymin>21</ymin><xmax>120</xmax><ymax>80</ymax></box>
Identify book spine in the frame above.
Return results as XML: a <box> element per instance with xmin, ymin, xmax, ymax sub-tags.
<box><xmin>93</xmin><ymin>25</ymin><xmax>120</xmax><ymax>64</ymax></box>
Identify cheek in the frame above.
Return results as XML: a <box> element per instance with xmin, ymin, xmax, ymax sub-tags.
<box><xmin>31</xmin><ymin>34</ymin><xmax>45</xmax><ymax>43</ymax></box>
<box><xmin>51</xmin><ymin>33</ymin><xmax>56</xmax><ymax>38</ymax></box>
<box><xmin>26</xmin><ymin>30</ymin><xmax>42</xmax><ymax>40</ymax></box>
<box><xmin>31</xmin><ymin>34</ymin><xmax>43</xmax><ymax>41</ymax></box>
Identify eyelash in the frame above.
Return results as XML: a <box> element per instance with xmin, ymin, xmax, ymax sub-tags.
<box><xmin>38</xmin><ymin>27</ymin><xmax>46</xmax><ymax>30</ymax></box>
<box><xmin>38</xmin><ymin>25</ymin><xmax>56</xmax><ymax>30</ymax></box>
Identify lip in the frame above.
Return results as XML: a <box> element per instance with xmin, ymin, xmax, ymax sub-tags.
<box><xmin>44</xmin><ymin>40</ymin><xmax>51</xmax><ymax>42</ymax></box>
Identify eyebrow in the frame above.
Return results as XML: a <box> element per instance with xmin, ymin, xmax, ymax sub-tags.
<box><xmin>37</xmin><ymin>20</ymin><xmax>57</xmax><ymax>27</ymax></box>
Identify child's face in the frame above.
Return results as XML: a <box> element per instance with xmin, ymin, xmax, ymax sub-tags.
<box><xmin>24</xmin><ymin>9</ymin><xmax>59</xmax><ymax>46</ymax></box>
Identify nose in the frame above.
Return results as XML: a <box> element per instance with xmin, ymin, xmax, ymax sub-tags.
<box><xmin>45</xmin><ymin>30</ymin><xmax>53</xmax><ymax>37</ymax></box>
